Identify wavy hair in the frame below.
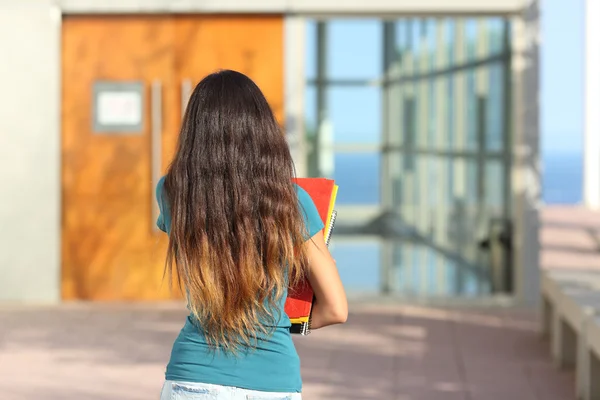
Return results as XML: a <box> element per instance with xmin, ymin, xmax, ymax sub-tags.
<box><xmin>163</xmin><ymin>70</ymin><xmax>308</xmax><ymax>351</ymax></box>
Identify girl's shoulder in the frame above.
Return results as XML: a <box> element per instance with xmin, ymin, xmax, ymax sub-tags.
<box><xmin>293</xmin><ymin>183</ymin><xmax>311</xmax><ymax>205</ymax></box>
<box><xmin>156</xmin><ymin>176</ymin><xmax>167</xmax><ymax>204</ymax></box>
<box><xmin>292</xmin><ymin>183</ymin><xmax>324</xmax><ymax>238</ymax></box>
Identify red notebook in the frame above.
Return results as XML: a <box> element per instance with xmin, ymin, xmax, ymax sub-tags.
<box><xmin>285</xmin><ymin>178</ymin><xmax>337</xmax><ymax>335</ymax></box>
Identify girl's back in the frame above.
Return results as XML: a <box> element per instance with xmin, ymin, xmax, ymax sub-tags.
<box><xmin>157</xmin><ymin>177</ymin><xmax>322</xmax><ymax>392</ymax></box>
<box><xmin>157</xmin><ymin>70</ymin><xmax>347</xmax><ymax>399</ymax></box>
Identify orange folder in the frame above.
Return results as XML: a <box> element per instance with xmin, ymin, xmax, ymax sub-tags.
<box><xmin>286</xmin><ymin>178</ymin><xmax>338</xmax><ymax>335</ymax></box>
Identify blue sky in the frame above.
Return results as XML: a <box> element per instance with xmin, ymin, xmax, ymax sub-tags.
<box><xmin>542</xmin><ymin>0</ymin><xmax>584</xmax><ymax>154</ymax></box>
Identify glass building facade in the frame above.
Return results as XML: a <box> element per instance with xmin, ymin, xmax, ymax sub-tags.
<box><xmin>303</xmin><ymin>18</ymin><xmax>513</xmax><ymax>297</ymax></box>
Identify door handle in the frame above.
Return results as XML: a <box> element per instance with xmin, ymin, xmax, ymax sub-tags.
<box><xmin>151</xmin><ymin>80</ymin><xmax>162</xmax><ymax>232</ymax></box>
<box><xmin>181</xmin><ymin>78</ymin><xmax>193</xmax><ymax>120</ymax></box>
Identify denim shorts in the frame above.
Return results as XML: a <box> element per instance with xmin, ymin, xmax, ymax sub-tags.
<box><xmin>160</xmin><ymin>381</ymin><xmax>302</xmax><ymax>400</ymax></box>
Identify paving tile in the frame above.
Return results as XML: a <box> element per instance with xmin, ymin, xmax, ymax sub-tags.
<box><xmin>540</xmin><ymin>206</ymin><xmax>600</xmax><ymax>270</ymax></box>
<box><xmin>395</xmin><ymin>388</ymin><xmax>469</xmax><ymax>400</ymax></box>
<box><xmin>0</xmin><ymin>300</ymin><xmax>577</xmax><ymax>400</ymax></box>
<box><xmin>527</xmin><ymin>364</ymin><xmax>576</xmax><ymax>400</ymax></box>
<box><xmin>471</xmin><ymin>395</ymin><xmax>536</xmax><ymax>400</ymax></box>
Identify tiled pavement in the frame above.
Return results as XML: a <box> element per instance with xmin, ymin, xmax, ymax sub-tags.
<box><xmin>0</xmin><ymin>303</ymin><xmax>574</xmax><ymax>400</ymax></box>
<box><xmin>541</xmin><ymin>206</ymin><xmax>600</xmax><ymax>270</ymax></box>
<box><xmin>2</xmin><ymin>205</ymin><xmax>595</xmax><ymax>400</ymax></box>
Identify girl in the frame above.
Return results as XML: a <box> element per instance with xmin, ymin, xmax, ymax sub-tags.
<box><xmin>157</xmin><ymin>70</ymin><xmax>347</xmax><ymax>400</ymax></box>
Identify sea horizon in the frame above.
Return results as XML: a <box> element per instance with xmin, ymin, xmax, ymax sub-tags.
<box><xmin>329</xmin><ymin>150</ymin><xmax>583</xmax><ymax>206</ymax></box>
<box><xmin>542</xmin><ymin>150</ymin><xmax>582</xmax><ymax>205</ymax></box>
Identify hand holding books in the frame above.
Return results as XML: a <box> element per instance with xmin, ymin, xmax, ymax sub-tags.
<box><xmin>285</xmin><ymin>178</ymin><xmax>338</xmax><ymax>335</ymax></box>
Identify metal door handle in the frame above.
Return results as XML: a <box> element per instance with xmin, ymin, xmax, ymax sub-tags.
<box><xmin>151</xmin><ymin>80</ymin><xmax>162</xmax><ymax>232</ymax></box>
<box><xmin>181</xmin><ymin>79</ymin><xmax>193</xmax><ymax>120</ymax></box>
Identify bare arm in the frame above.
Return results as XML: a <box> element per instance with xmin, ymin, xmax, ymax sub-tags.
<box><xmin>305</xmin><ymin>231</ymin><xmax>348</xmax><ymax>329</ymax></box>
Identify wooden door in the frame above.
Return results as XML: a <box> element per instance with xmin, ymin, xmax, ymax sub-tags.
<box><xmin>174</xmin><ymin>16</ymin><xmax>284</xmax><ymax>122</ymax></box>
<box><xmin>61</xmin><ymin>15</ymin><xmax>284</xmax><ymax>300</ymax></box>
<box><xmin>61</xmin><ymin>16</ymin><xmax>179</xmax><ymax>300</ymax></box>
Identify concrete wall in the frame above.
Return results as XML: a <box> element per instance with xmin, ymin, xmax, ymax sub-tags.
<box><xmin>0</xmin><ymin>1</ymin><xmax>61</xmax><ymax>302</ymax></box>
<box><xmin>57</xmin><ymin>0</ymin><xmax>529</xmax><ymax>15</ymax></box>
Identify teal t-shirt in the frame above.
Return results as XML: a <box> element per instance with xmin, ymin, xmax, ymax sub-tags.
<box><xmin>155</xmin><ymin>177</ymin><xmax>324</xmax><ymax>393</ymax></box>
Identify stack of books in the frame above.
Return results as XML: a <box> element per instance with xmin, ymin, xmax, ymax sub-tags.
<box><xmin>285</xmin><ymin>178</ymin><xmax>338</xmax><ymax>335</ymax></box>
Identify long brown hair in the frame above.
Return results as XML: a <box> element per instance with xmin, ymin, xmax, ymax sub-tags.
<box><xmin>163</xmin><ymin>70</ymin><xmax>308</xmax><ymax>351</ymax></box>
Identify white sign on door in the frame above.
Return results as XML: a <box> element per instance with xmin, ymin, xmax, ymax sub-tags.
<box><xmin>93</xmin><ymin>81</ymin><xmax>144</xmax><ymax>133</ymax></box>
<box><xmin>97</xmin><ymin>91</ymin><xmax>142</xmax><ymax>126</ymax></box>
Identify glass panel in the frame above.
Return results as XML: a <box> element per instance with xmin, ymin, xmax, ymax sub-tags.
<box><xmin>393</xmin><ymin>161</ymin><xmax>416</xmax><ymax>221</ymax></box>
<box><xmin>488</xmin><ymin>18</ymin><xmax>506</xmax><ymax>55</ymax></box>
<box><xmin>451</xmin><ymin>71</ymin><xmax>466</xmax><ymax>151</ymax></box>
<box><xmin>446</xmin><ymin>19</ymin><xmax>455</xmax><ymax>64</ymax></box>
<box><xmin>411</xmin><ymin>19</ymin><xmax>422</xmax><ymax>59</ymax></box>
<box><xmin>400</xmin><ymin>95</ymin><xmax>417</xmax><ymax>169</ymax></box>
<box><xmin>466</xmin><ymin>69</ymin><xmax>477</xmax><ymax>150</ymax></box>
<box><xmin>447</xmin><ymin>70</ymin><xmax>455</xmax><ymax>148</ymax></box>
<box><xmin>394</xmin><ymin>19</ymin><xmax>408</xmax><ymax>57</ymax></box>
<box><xmin>446</xmin><ymin>158</ymin><xmax>455</xmax><ymax>204</ymax></box>
<box><xmin>330</xmin><ymin>241</ymin><xmax>380</xmax><ymax>292</ymax></box>
<box><xmin>426</xmin><ymin>156</ymin><xmax>438</xmax><ymax>209</ymax></box>
<box><xmin>426</xmin><ymin>19</ymin><xmax>437</xmax><ymax>70</ymax></box>
<box><xmin>412</xmin><ymin>156</ymin><xmax>426</xmax><ymax>233</ymax></box>
<box><xmin>389</xmin><ymin>152</ymin><xmax>404</xmax><ymax>206</ymax></box>
<box><xmin>394</xmin><ymin>243</ymin><xmax>488</xmax><ymax>296</ymax></box>
<box><xmin>395</xmin><ymin>243</ymin><xmax>421</xmax><ymax>294</ymax></box>
<box><xmin>425</xmin><ymin>248</ymin><xmax>438</xmax><ymax>294</ymax></box>
<box><xmin>485</xmin><ymin>159</ymin><xmax>505</xmax><ymax>215</ymax></box>
<box><xmin>486</xmin><ymin>62</ymin><xmax>504</xmax><ymax>151</ymax></box>
<box><xmin>332</xmin><ymin>152</ymin><xmax>380</xmax><ymax>205</ymax></box>
<box><xmin>465</xmin><ymin>19</ymin><xmax>478</xmax><ymax>61</ymax></box>
<box><xmin>466</xmin><ymin>159</ymin><xmax>478</xmax><ymax>204</ymax></box>
<box><xmin>327</xmin><ymin>87</ymin><xmax>381</xmax><ymax>144</ymax></box>
<box><xmin>444</xmin><ymin>259</ymin><xmax>459</xmax><ymax>296</ymax></box>
<box><xmin>304</xmin><ymin>85</ymin><xmax>317</xmax><ymax>137</ymax></box>
<box><xmin>303</xmin><ymin>17</ymin><xmax>511</xmax><ymax>298</ymax></box>
<box><xmin>395</xmin><ymin>19</ymin><xmax>415</xmax><ymax>71</ymax></box>
<box><xmin>305</xmin><ymin>20</ymin><xmax>317</xmax><ymax>81</ymax></box>
<box><xmin>428</xmin><ymin>80</ymin><xmax>436</xmax><ymax>147</ymax></box>
<box><xmin>304</xmin><ymin>85</ymin><xmax>319</xmax><ymax>177</ymax></box>
<box><xmin>326</xmin><ymin>19</ymin><xmax>382</xmax><ymax>80</ymax></box>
